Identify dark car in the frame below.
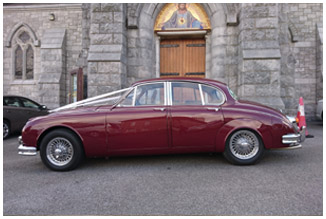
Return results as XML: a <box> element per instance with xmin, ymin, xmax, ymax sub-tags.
<box><xmin>3</xmin><ymin>95</ymin><xmax>49</xmax><ymax>139</ymax></box>
<box><xmin>18</xmin><ymin>78</ymin><xmax>305</xmax><ymax>171</ymax></box>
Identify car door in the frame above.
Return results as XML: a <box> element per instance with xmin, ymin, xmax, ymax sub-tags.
<box><xmin>106</xmin><ymin>82</ymin><xmax>169</xmax><ymax>152</ymax></box>
<box><xmin>3</xmin><ymin>97</ymin><xmax>27</xmax><ymax>132</ymax></box>
<box><xmin>169</xmin><ymin>82</ymin><xmax>225</xmax><ymax>151</ymax></box>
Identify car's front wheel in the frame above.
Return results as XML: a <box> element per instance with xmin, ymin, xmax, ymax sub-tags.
<box><xmin>40</xmin><ymin>129</ymin><xmax>84</xmax><ymax>171</ymax></box>
<box><xmin>223</xmin><ymin>129</ymin><xmax>264</xmax><ymax>165</ymax></box>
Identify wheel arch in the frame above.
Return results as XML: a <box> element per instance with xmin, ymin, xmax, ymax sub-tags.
<box><xmin>36</xmin><ymin>126</ymin><xmax>84</xmax><ymax>152</ymax></box>
<box><xmin>215</xmin><ymin>118</ymin><xmax>272</xmax><ymax>152</ymax></box>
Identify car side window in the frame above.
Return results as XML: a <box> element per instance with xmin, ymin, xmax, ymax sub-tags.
<box><xmin>4</xmin><ymin>97</ymin><xmax>21</xmax><ymax>107</ymax></box>
<box><xmin>171</xmin><ymin>82</ymin><xmax>202</xmax><ymax>105</ymax></box>
<box><xmin>120</xmin><ymin>88</ymin><xmax>135</xmax><ymax>107</ymax></box>
<box><xmin>135</xmin><ymin>83</ymin><xmax>164</xmax><ymax>106</ymax></box>
<box><xmin>20</xmin><ymin>98</ymin><xmax>40</xmax><ymax>109</ymax></box>
<box><xmin>201</xmin><ymin>84</ymin><xmax>225</xmax><ymax>105</ymax></box>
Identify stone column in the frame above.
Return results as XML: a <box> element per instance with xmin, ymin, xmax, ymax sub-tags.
<box><xmin>87</xmin><ymin>3</ymin><xmax>127</xmax><ymax>97</ymax></box>
<box><xmin>238</xmin><ymin>3</ymin><xmax>284</xmax><ymax>110</ymax></box>
<box><xmin>155</xmin><ymin>36</ymin><xmax>161</xmax><ymax>78</ymax></box>
<box><xmin>39</xmin><ymin>28</ymin><xmax>66</xmax><ymax>109</ymax></box>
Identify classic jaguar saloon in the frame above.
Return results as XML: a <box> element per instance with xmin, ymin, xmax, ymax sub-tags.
<box><xmin>18</xmin><ymin>78</ymin><xmax>305</xmax><ymax>171</ymax></box>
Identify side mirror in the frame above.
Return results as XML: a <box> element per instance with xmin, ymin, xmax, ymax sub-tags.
<box><xmin>39</xmin><ymin>105</ymin><xmax>47</xmax><ymax>110</ymax></box>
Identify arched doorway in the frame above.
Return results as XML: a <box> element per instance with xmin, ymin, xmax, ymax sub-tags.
<box><xmin>154</xmin><ymin>3</ymin><xmax>211</xmax><ymax>78</ymax></box>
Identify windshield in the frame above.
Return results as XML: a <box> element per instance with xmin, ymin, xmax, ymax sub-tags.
<box><xmin>227</xmin><ymin>87</ymin><xmax>238</xmax><ymax>101</ymax></box>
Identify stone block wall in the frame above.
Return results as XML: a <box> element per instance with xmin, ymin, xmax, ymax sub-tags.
<box><xmin>38</xmin><ymin>28</ymin><xmax>66</xmax><ymax>109</ymax></box>
<box><xmin>225</xmin><ymin>24</ymin><xmax>239</xmax><ymax>93</ymax></box>
<box><xmin>207</xmin><ymin>7</ymin><xmax>227</xmax><ymax>84</ymax></box>
<box><xmin>3</xmin><ymin>3</ymin><xmax>323</xmax><ymax>119</ymax></box>
<box><xmin>126</xmin><ymin>4</ymin><xmax>157</xmax><ymax>86</ymax></box>
<box><xmin>87</xmin><ymin>3</ymin><xmax>128</xmax><ymax>96</ymax></box>
<box><xmin>238</xmin><ymin>3</ymin><xmax>284</xmax><ymax>110</ymax></box>
<box><xmin>287</xmin><ymin>3</ymin><xmax>323</xmax><ymax>119</ymax></box>
<box><xmin>316</xmin><ymin>23</ymin><xmax>323</xmax><ymax>102</ymax></box>
<box><xmin>279</xmin><ymin>4</ymin><xmax>297</xmax><ymax>116</ymax></box>
<box><xmin>3</xmin><ymin>4</ymin><xmax>82</xmax><ymax>106</ymax></box>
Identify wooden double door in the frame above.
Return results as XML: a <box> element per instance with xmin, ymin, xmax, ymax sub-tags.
<box><xmin>160</xmin><ymin>38</ymin><xmax>206</xmax><ymax>78</ymax></box>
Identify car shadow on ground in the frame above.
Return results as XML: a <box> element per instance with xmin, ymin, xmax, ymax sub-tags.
<box><xmin>79</xmin><ymin>150</ymin><xmax>302</xmax><ymax>171</ymax></box>
<box><xmin>81</xmin><ymin>153</ymin><xmax>228</xmax><ymax>170</ymax></box>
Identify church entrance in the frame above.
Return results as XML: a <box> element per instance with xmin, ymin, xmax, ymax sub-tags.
<box><xmin>155</xmin><ymin>4</ymin><xmax>211</xmax><ymax>78</ymax></box>
<box><xmin>160</xmin><ymin>38</ymin><xmax>206</xmax><ymax>78</ymax></box>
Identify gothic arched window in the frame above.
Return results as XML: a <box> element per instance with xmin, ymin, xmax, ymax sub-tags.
<box><xmin>14</xmin><ymin>45</ymin><xmax>23</xmax><ymax>79</ymax></box>
<box><xmin>12</xmin><ymin>30</ymin><xmax>34</xmax><ymax>80</ymax></box>
<box><xmin>26</xmin><ymin>45</ymin><xmax>34</xmax><ymax>79</ymax></box>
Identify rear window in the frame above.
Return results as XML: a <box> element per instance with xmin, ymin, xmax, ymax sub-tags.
<box><xmin>201</xmin><ymin>85</ymin><xmax>225</xmax><ymax>105</ymax></box>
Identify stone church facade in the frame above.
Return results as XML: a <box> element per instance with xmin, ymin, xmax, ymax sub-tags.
<box><xmin>3</xmin><ymin>3</ymin><xmax>323</xmax><ymax>120</ymax></box>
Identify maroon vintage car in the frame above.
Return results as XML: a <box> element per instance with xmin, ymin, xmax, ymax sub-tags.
<box><xmin>18</xmin><ymin>78</ymin><xmax>306</xmax><ymax>171</ymax></box>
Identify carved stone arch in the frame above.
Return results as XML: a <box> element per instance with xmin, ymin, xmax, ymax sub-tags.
<box><xmin>132</xmin><ymin>3</ymin><xmax>228</xmax><ymax>30</ymax></box>
<box><xmin>6</xmin><ymin>22</ymin><xmax>40</xmax><ymax>48</ymax></box>
<box><xmin>130</xmin><ymin>3</ymin><xmax>231</xmax><ymax>80</ymax></box>
<box><xmin>150</xmin><ymin>3</ymin><xmax>214</xmax><ymax>25</ymax></box>
<box><xmin>122</xmin><ymin>3</ymin><xmax>237</xmax><ymax>32</ymax></box>
<box><xmin>147</xmin><ymin>3</ymin><xmax>221</xmax><ymax>30</ymax></box>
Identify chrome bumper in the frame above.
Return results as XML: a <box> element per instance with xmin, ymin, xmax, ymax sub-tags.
<box><xmin>18</xmin><ymin>136</ymin><xmax>38</xmax><ymax>156</ymax></box>
<box><xmin>281</xmin><ymin>126</ymin><xmax>306</xmax><ymax>150</ymax></box>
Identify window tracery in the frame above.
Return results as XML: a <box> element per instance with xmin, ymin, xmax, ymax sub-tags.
<box><xmin>12</xmin><ymin>29</ymin><xmax>34</xmax><ymax>81</ymax></box>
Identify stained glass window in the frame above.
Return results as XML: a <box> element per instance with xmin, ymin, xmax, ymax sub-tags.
<box><xmin>26</xmin><ymin>45</ymin><xmax>34</xmax><ymax>79</ymax></box>
<box><xmin>15</xmin><ymin>46</ymin><xmax>23</xmax><ymax>79</ymax></box>
<box><xmin>19</xmin><ymin>31</ymin><xmax>30</xmax><ymax>43</ymax></box>
<box><xmin>13</xmin><ymin>31</ymin><xmax>34</xmax><ymax>80</ymax></box>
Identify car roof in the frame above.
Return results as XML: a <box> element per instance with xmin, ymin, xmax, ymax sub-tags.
<box><xmin>4</xmin><ymin>95</ymin><xmax>29</xmax><ymax>99</ymax></box>
<box><xmin>132</xmin><ymin>77</ymin><xmax>227</xmax><ymax>87</ymax></box>
<box><xmin>3</xmin><ymin>95</ymin><xmax>38</xmax><ymax>102</ymax></box>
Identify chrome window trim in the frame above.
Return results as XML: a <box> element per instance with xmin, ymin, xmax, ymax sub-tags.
<box><xmin>118</xmin><ymin>81</ymin><xmax>167</xmax><ymax>107</ymax></box>
<box><xmin>200</xmin><ymin>84</ymin><xmax>226</xmax><ymax>106</ymax></box>
<box><xmin>132</xmin><ymin>86</ymin><xmax>137</xmax><ymax>106</ymax></box>
<box><xmin>115</xmin><ymin>87</ymin><xmax>134</xmax><ymax>107</ymax></box>
<box><xmin>117</xmin><ymin>80</ymin><xmax>227</xmax><ymax>108</ymax></box>
<box><xmin>167</xmin><ymin>82</ymin><xmax>172</xmax><ymax>106</ymax></box>
<box><xmin>198</xmin><ymin>84</ymin><xmax>205</xmax><ymax>105</ymax></box>
<box><xmin>169</xmin><ymin>81</ymin><xmax>203</xmax><ymax>106</ymax></box>
<box><xmin>166</xmin><ymin>81</ymin><xmax>226</xmax><ymax>107</ymax></box>
<box><xmin>164</xmin><ymin>82</ymin><xmax>168</xmax><ymax>106</ymax></box>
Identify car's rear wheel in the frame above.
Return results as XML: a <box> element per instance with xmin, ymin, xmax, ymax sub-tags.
<box><xmin>223</xmin><ymin>129</ymin><xmax>264</xmax><ymax>165</ymax></box>
<box><xmin>3</xmin><ymin>120</ymin><xmax>10</xmax><ymax>139</ymax></box>
<box><xmin>40</xmin><ymin>129</ymin><xmax>84</xmax><ymax>171</ymax></box>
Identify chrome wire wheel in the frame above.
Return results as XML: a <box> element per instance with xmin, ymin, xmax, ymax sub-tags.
<box><xmin>46</xmin><ymin>137</ymin><xmax>74</xmax><ymax>167</ymax></box>
<box><xmin>229</xmin><ymin>130</ymin><xmax>260</xmax><ymax>160</ymax></box>
<box><xmin>3</xmin><ymin>122</ymin><xmax>9</xmax><ymax>139</ymax></box>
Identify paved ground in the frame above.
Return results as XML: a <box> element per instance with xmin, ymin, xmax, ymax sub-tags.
<box><xmin>3</xmin><ymin>122</ymin><xmax>323</xmax><ymax>216</ymax></box>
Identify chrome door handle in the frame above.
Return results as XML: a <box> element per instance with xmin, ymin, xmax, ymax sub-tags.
<box><xmin>207</xmin><ymin>107</ymin><xmax>219</xmax><ymax>112</ymax></box>
<box><xmin>153</xmin><ymin>108</ymin><xmax>166</xmax><ymax>112</ymax></box>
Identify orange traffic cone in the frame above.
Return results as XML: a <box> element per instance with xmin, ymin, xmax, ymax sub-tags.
<box><xmin>296</xmin><ymin>97</ymin><xmax>314</xmax><ymax>138</ymax></box>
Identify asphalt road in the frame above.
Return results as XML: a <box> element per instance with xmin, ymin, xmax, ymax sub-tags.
<box><xmin>3</xmin><ymin>122</ymin><xmax>323</xmax><ymax>216</ymax></box>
